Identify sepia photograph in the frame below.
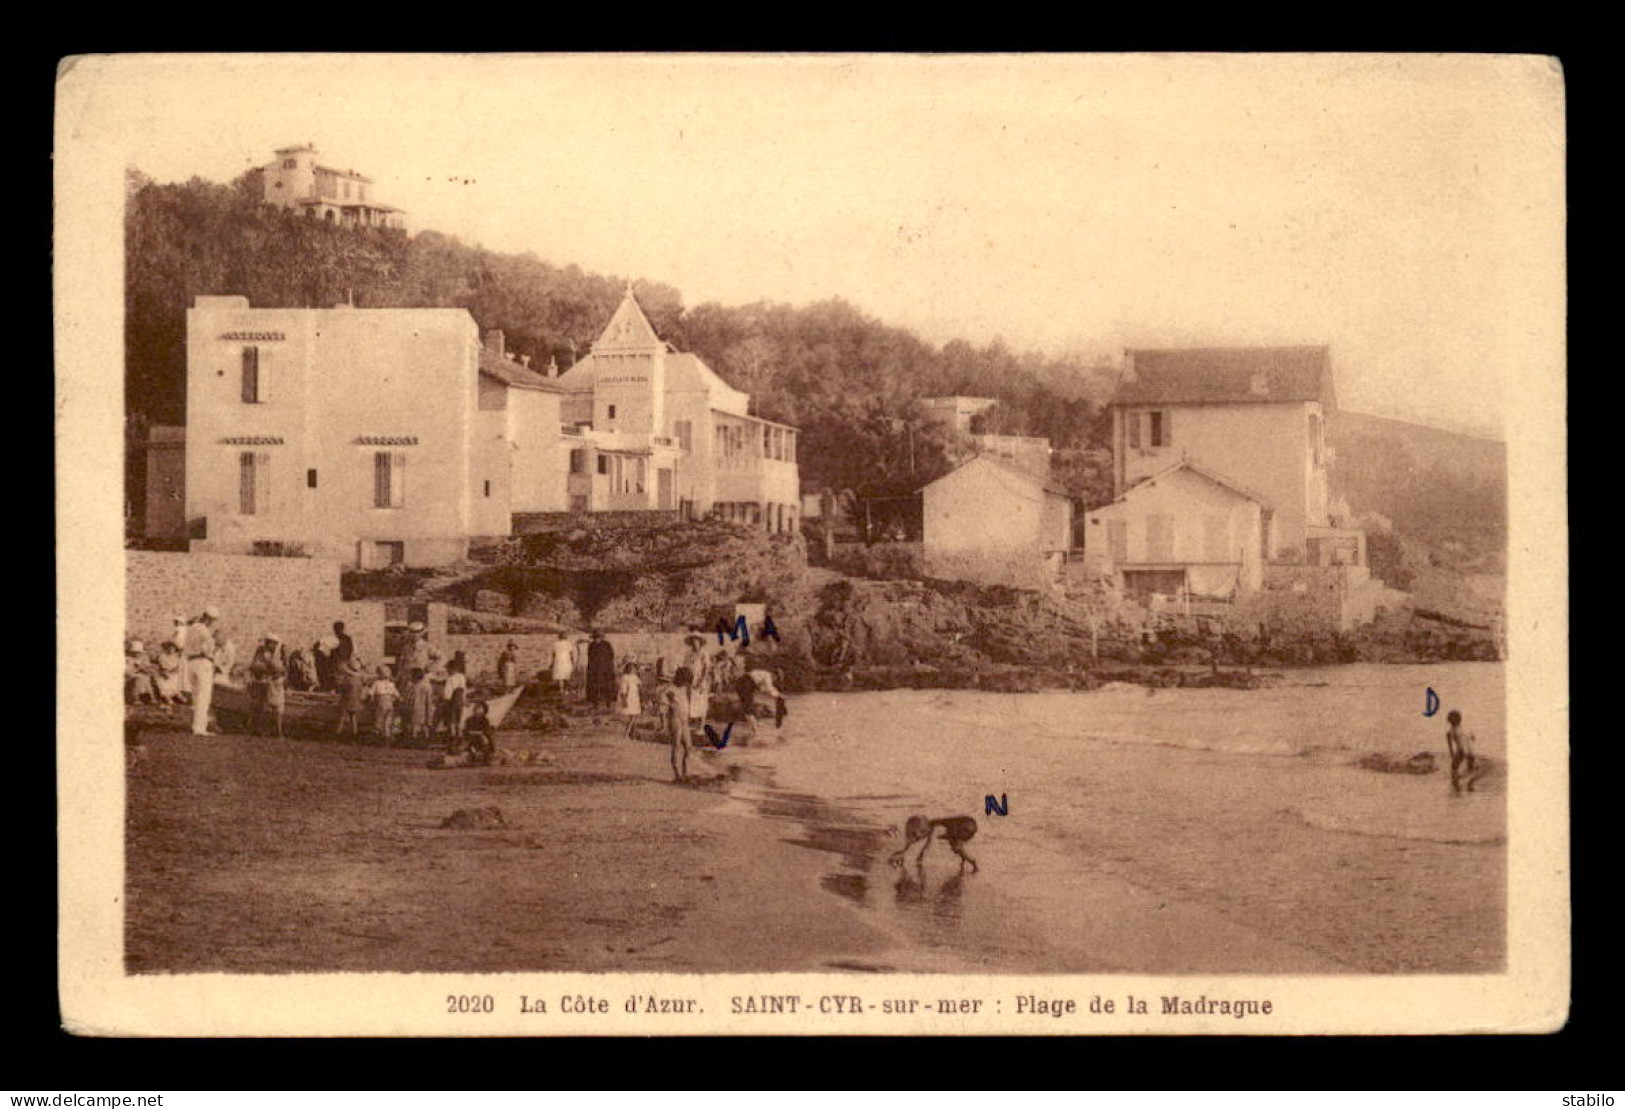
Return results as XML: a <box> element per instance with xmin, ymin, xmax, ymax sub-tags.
<box><xmin>55</xmin><ymin>52</ymin><xmax>1567</xmax><ymax>1035</ymax></box>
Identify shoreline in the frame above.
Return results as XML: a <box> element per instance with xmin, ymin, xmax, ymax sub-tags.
<box><xmin>126</xmin><ymin>675</ymin><xmax>1505</xmax><ymax>975</ymax></box>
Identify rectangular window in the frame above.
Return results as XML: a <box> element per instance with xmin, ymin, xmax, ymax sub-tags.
<box><xmin>1127</xmin><ymin>412</ymin><xmax>1141</xmax><ymax>449</ymax></box>
<box><xmin>239</xmin><ymin>452</ymin><xmax>257</xmax><ymax>515</ymax></box>
<box><xmin>283</xmin><ymin>158</ymin><xmax>296</xmax><ymax>170</ymax></box>
<box><xmin>597</xmin><ymin>455</ymin><xmax>610</xmax><ymax>476</ymax></box>
<box><xmin>483</xmin><ymin>480</ymin><xmax>491</xmax><ymax>498</ymax></box>
<box><xmin>635</xmin><ymin>458</ymin><xmax>646</xmax><ymax>495</ymax></box>
<box><xmin>675</xmin><ymin>420</ymin><xmax>692</xmax><ymax>451</ymax></box>
<box><xmin>569</xmin><ymin>448</ymin><xmax>585</xmax><ymax>474</ymax></box>
<box><xmin>1149</xmin><ymin>411</ymin><xmax>1165</xmax><ymax>447</ymax></box>
<box><xmin>241</xmin><ymin>347</ymin><xmax>263</xmax><ymax>403</ymax></box>
<box><xmin>307</xmin><ymin>468</ymin><xmax>318</xmax><ymax>489</ymax></box>
<box><xmin>607</xmin><ymin>404</ymin><xmax>617</xmax><ymax>420</ymax></box>
<box><xmin>374</xmin><ymin>451</ymin><xmax>405</xmax><ymax>508</ymax></box>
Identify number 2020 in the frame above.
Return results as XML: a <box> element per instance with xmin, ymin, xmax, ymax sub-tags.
<box><xmin>447</xmin><ymin>994</ymin><xmax>495</xmax><ymax>1013</ymax></box>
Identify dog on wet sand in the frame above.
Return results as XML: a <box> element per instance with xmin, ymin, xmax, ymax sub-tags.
<box><xmin>888</xmin><ymin>815</ymin><xmax>979</xmax><ymax>873</ymax></box>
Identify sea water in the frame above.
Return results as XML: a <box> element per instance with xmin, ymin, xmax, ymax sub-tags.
<box><xmin>732</xmin><ymin>662</ymin><xmax>1507</xmax><ymax>971</ymax></box>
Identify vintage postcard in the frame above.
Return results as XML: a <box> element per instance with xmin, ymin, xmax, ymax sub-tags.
<box><xmin>56</xmin><ymin>52</ymin><xmax>1568</xmax><ymax>1036</ymax></box>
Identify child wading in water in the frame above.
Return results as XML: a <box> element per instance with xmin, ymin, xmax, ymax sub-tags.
<box><xmin>1445</xmin><ymin>710</ymin><xmax>1484</xmax><ymax>793</ymax></box>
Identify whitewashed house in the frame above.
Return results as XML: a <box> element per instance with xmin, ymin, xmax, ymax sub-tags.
<box><xmin>921</xmin><ymin>455</ymin><xmax>1073</xmax><ymax>588</ymax></box>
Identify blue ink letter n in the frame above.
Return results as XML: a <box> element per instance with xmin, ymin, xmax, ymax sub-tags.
<box><xmin>985</xmin><ymin>793</ymin><xmax>1009</xmax><ymax>817</ymax></box>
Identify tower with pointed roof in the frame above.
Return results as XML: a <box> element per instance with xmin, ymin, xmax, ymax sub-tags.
<box><xmin>581</xmin><ymin>285</ymin><xmax>668</xmax><ymax>437</ymax></box>
<box><xmin>554</xmin><ymin>286</ymin><xmax>801</xmax><ymax>529</ymax></box>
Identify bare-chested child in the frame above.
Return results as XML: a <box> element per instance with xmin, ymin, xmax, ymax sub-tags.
<box><xmin>657</xmin><ymin>668</ymin><xmax>695</xmax><ymax>782</ymax></box>
<box><xmin>1445</xmin><ymin>710</ymin><xmax>1485</xmax><ymax>793</ymax></box>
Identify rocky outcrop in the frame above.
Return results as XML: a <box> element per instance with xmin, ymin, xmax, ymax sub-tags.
<box><xmin>429</xmin><ymin>518</ymin><xmax>818</xmax><ymax>644</ymax></box>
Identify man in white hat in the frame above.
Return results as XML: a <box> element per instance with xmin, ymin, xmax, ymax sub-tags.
<box><xmin>184</xmin><ymin>606</ymin><xmax>222</xmax><ymax>736</ymax></box>
<box><xmin>395</xmin><ymin>621</ymin><xmax>430</xmax><ymax>685</ymax></box>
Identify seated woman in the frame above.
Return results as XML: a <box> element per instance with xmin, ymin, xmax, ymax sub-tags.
<box><xmin>152</xmin><ymin>641</ymin><xmax>186</xmax><ymax>705</ymax></box>
<box><xmin>456</xmin><ymin>700</ymin><xmax>497</xmax><ymax>766</ymax></box>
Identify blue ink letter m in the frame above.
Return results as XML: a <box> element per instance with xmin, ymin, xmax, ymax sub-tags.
<box><xmin>985</xmin><ymin>794</ymin><xmax>1009</xmax><ymax>817</ymax></box>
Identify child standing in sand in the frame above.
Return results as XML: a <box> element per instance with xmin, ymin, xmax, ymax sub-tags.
<box><xmin>617</xmin><ymin>658</ymin><xmax>642</xmax><ymax>728</ymax></box>
<box><xmin>1446</xmin><ymin>710</ymin><xmax>1484</xmax><ymax>793</ymax></box>
<box><xmin>404</xmin><ymin>667</ymin><xmax>435</xmax><ymax>744</ymax></box>
<box><xmin>365</xmin><ymin>666</ymin><xmax>399</xmax><ymax>745</ymax></box>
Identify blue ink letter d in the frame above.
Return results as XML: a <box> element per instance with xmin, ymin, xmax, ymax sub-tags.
<box><xmin>1424</xmin><ymin>687</ymin><xmax>1440</xmax><ymax>717</ymax></box>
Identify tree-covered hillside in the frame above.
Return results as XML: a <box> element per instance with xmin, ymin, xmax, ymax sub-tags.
<box><xmin>123</xmin><ymin>168</ymin><xmax>1505</xmax><ymax>573</ymax></box>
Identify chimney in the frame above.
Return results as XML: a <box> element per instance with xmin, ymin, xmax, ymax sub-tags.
<box><xmin>485</xmin><ymin>330</ymin><xmax>505</xmax><ymax>358</ymax></box>
<box><xmin>517</xmin><ymin>353</ymin><xmax>531</xmax><ymax>368</ymax></box>
<box><xmin>547</xmin><ymin>356</ymin><xmax>560</xmax><ymax>378</ymax></box>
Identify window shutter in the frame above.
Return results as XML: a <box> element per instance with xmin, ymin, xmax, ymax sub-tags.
<box><xmin>241</xmin><ymin>347</ymin><xmax>259</xmax><ymax>403</ymax></box>
<box><xmin>239</xmin><ymin>451</ymin><xmax>256</xmax><ymax>515</ymax></box>
<box><xmin>1127</xmin><ymin>412</ymin><xmax>1141</xmax><ymax>449</ymax></box>
<box><xmin>1162</xmin><ymin>409</ymin><xmax>1171</xmax><ymax>446</ymax></box>
<box><xmin>258</xmin><ymin>347</ymin><xmax>271</xmax><ymax>401</ymax></box>
<box><xmin>256</xmin><ymin>452</ymin><xmax>272</xmax><ymax>514</ymax></box>
<box><xmin>1108</xmin><ymin>519</ymin><xmax>1128</xmax><ymax>563</ymax></box>
<box><xmin>374</xmin><ymin>451</ymin><xmax>390</xmax><ymax>508</ymax></box>
<box><xmin>391</xmin><ymin>451</ymin><xmax>407</xmax><ymax>507</ymax></box>
<box><xmin>1147</xmin><ymin>515</ymin><xmax>1174</xmax><ymax>562</ymax></box>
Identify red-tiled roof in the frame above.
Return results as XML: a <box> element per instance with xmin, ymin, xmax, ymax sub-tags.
<box><xmin>1113</xmin><ymin>459</ymin><xmax>1268</xmax><ymax>505</ymax></box>
<box><xmin>480</xmin><ymin>346</ymin><xmax>564</xmax><ymax>392</ymax></box>
<box><xmin>1114</xmin><ymin>346</ymin><xmax>1335</xmax><ymax>408</ymax></box>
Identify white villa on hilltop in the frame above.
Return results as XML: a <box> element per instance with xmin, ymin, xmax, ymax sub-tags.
<box><xmin>260</xmin><ymin>143</ymin><xmax>406</xmax><ymax>229</ymax></box>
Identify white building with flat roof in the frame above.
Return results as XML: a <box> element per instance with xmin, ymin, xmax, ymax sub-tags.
<box><xmin>554</xmin><ymin>288</ymin><xmax>802</xmax><ymax>532</ymax></box>
<box><xmin>185</xmin><ymin>296</ymin><xmax>564</xmax><ymax>568</ymax></box>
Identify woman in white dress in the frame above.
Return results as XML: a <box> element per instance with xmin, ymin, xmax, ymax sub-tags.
<box><xmin>550</xmin><ymin>632</ymin><xmax>576</xmax><ymax>696</ymax></box>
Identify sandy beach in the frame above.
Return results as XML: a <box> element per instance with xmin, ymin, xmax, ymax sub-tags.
<box><xmin>125</xmin><ymin>667</ymin><xmax>1505</xmax><ymax>976</ymax></box>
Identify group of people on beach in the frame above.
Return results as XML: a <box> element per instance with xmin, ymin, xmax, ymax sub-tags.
<box><xmin>129</xmin><ymin>607</ymin><xmax>791</xmax><ymax>782</ymax></box>
<box><xmin>532</xmin><ymin>625</ymin><xmax>788</xmax><ymax>781</ymax></box>
<box><xmin>125</xmin><ymin>606</ymin><xmax>235</xmax><ymax>738</ymax></box>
